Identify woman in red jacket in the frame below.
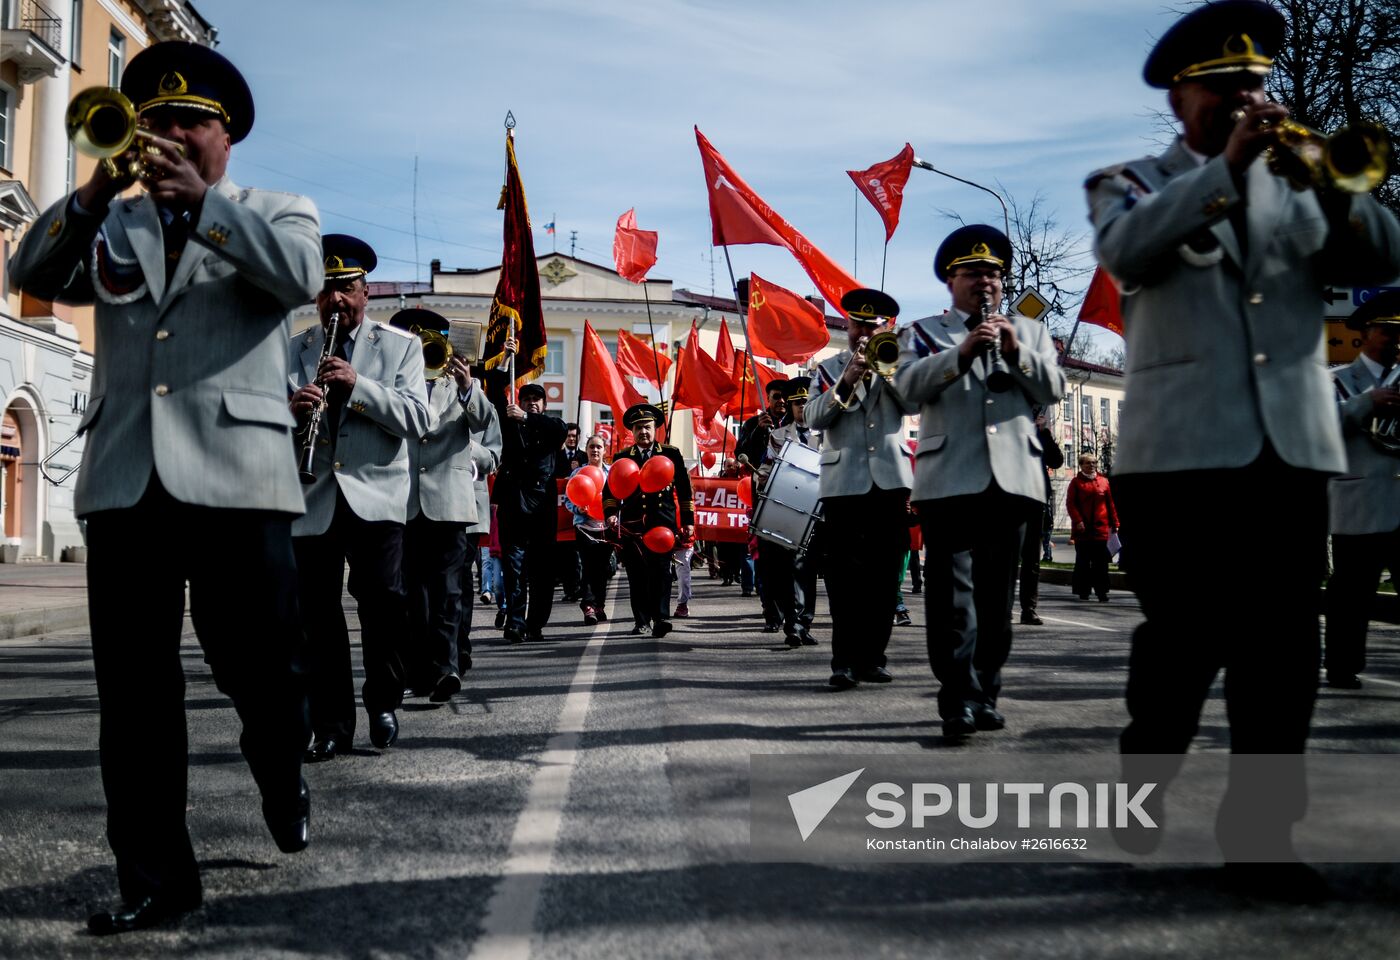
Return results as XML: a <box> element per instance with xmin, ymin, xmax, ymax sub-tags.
<box><xmin>1066</xmin><ymin>453</ymin><xmax>1119</xmax><ymax>601</ymax></box>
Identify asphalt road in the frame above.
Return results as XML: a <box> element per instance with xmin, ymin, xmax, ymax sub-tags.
<box><xmin>2</xmin><ymin>572</ymin><xmax>1399</xmax><ymax>959</ymax></box>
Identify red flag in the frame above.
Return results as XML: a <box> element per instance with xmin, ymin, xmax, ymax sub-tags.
<box><xmin>695</xmin><ymin>127</ymin><xmax>860</xmax><ymax>315</ymax></box>
<box><xmin>746</xmin><ymin>273</ymin><xmax>829</xmax><ymax>363</ymax></box>
<box><xmin>613</xmin><ymin>208</ymin><xmax>658</xmax><ymax>283</ymax></box>
<box><xmin>579</xmin><ymin>320</ymin><xmax>644</xmax><ymax>418</ymax></box>
<box><xmin>847</xmin><ymin>143</ymin><xmax>914</xmax><ymax>242</ymax></box>
<box><xmin>1079</xmin><ymin>267</ymin><xmax>1124</xmax><ymax>337</ymax></box>
<box><xmin>616</xmin><ymin>328</ymin><xmax>672</xmax><ymax>388</ymax></box>
<box><xmin>672</xmin><ymin>322</ymin><xmax>738</xmax><ymax>422</ymax></box>
<box><xmin>725</xmin><ymin>351</ymin><xmax>785</xmax><ymax>419</ymax></box>
<box><xmin>484</xmin><ymin>132</ymin><xmax>547</xmax><ymax>397</ymax></box>
<box><xmin>691</xmin><ymin>411</ymin><xmax>737</xmax><ymax>453</ymax></box>
<box><xmin>715</xmin><ymin>317</ymin><xmax>736</xmax><ymax>371</ymax></box>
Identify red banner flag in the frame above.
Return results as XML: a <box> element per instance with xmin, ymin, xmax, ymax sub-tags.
<box><xmin>484</xmin><ymin>132</ymin><xmax>547</xmax><ymax>397</ymax></box>
<box><xmin>847</xmin><ymin>143</ymin><xmax>914</xmax><ymax>242</ymax></box>
<box><xmin>692</xmin><ymin>410</ymin><xmax>738</xmax><ymax>454</ymax></box>
<box><xmin>579</xmin><ymin>320</ymin><xmax>644</xmax><ymax>418</ymax></box>
<box><xmin>1078</xmin><ymin>266</ymin><xmax>1124</xmax><ymax>337</ymax></box>
<box><xmin>725</xmin><ymin>351</ymin><xmax>785</xmax><ymax>419</ymax></box>
<box><xmin>746</xmin><ymin>272</ymin><xmax>829</xmax><ymax>363</ymax></box>
<box><xmin>695</xmin><ymin>126</ymin><xmax>860</xmax><ymax>315</ymax></box>
<box><xmin>616</xmin><ymin>328</ymin><xmax>672</xmax><ymax>388</ymax></box>
<box><xmin>715</xmin><ymin>316</ymin><xmax>736</xmax><ymax>371</ymax></box>
<box><xmin>613</xmin><ymin>208</ymin><xmax>658</xmax><ymax>283</ymax></box>
<box><xmin>672</xmin><ymin>321</ymin><xmax>738</xmax><ymax>422</ymax></box>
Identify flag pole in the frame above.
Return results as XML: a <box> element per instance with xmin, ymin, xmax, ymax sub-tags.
<box><xmin>880</xmin><ymin>240</ymin><xmax>889</xmax><ymax>291</ymax></box>
<box><xmin>642</xmin><ymin>283</ymin><xmax>666</xmax><ymax>405</ymax></box>
<box><xmin>666</xmin><ymin>324</ymin><xmax>687</xmax><ymax>439</ymax></box>
<box><xmin>720</xmin><ymin>246</ymin><xmax>755</xmax><ymax>441</ymax></box>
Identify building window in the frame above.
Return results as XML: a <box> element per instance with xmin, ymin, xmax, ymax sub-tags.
<box><xmin>1061</xmin><ymin>395</ymin><xmax>1073</xmax><ymax>426</ymax></box>
<box><xmin>1080</xmin><ymin>394</ymin><xmax>1092</xmax><ymax>427</ymax></box>
<box><xmin>0</xmin><ymin>84</ymin><xmax>12</xmax><ymax>172</ymax></box>
<box><xmin>69</xmin><ymin>0</ymin><xmax>83</xmax><ymax>66</ymax></box>
<box><xmin>1117</xmin><ymin>400</ymin><xmax>1124</xmax><ymax>421</ymax></box>
<box><xmin>1099</xmin><ymin>397</ymin><xmax>1110</xmax><ymax>430</ymax></box>
<box><xmin>107</xmin><ymin>29</ymin><xmax>125</xmax><ymax>87</ymax></box>
<box><xmin>543</xmin><ymin>338</ymin><xmax>564</xmax><ymax>375</ymax></box>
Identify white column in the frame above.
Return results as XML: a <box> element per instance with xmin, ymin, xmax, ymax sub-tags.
<box><xmin>27</xmin><ymin>11</ymin><xmax>73</xmax><ymax>209</ymax></box>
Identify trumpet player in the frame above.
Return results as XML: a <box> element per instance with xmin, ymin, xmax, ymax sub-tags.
<box><xmin>807</xmin><ymin>289</ymin><xmax>916</xmax><ymax>689</ymax></box>
<box><xmin>894</xmin><ymin>226</ymin><xmax>1063</xmax><ymax>737</ymax></box>
<box><xmin>288</xmin><ymin>236</ymin><xmax>431</xmax><ymax>762</ymax></box>
<box><xmin>1086</xmin><ymin>0</ymin><xmax>1400</xmax><ymax>897</ymax></box>
<box><xmin>1324</xmin><ymin>292</ymin><xmax>1400</xmax><ymax>690</ymax></box>
<box><xmin>8</xmin><ymin>41</ymin><xmax>322</xmax><ymax>933</ymax></box>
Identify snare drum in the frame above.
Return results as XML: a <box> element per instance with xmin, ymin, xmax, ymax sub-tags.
<box><xmin>751</xmin><ymin>439</ymin><xmax>822</xmax><ymax>554</ymax></box>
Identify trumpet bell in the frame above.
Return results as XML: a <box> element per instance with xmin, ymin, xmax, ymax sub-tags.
<box><xmin>1258</xmin><ymin>115</ymin><xmax>1392</xmax><ymax>194</ymax></box>
<box><xmin>865</xmin><ymin>329</ymin><xmax>901</xmax><ymax>380</ymax></box>
<box><xmin>66</xmin><ymin>87</ymin><xmax>139</xmax><ymax>160</ymax></box>
<box><xmin>413</xmin><ymin>326</ymin><xmax>454</xmax><ymax>380</ymax></box>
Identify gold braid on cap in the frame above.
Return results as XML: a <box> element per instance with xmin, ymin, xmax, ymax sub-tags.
<box><xmin>946</xmin><ymin>242</ymin><xmax>1005</xmax><ymax>273</ymax></box>
<box><xmin>1172</xmin><ymin>32</ymin><xmax>1273</xmax><ymax>83</ymax></box>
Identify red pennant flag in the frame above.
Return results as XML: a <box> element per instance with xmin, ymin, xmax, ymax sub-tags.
<box><xmin>691</xmin><ymin>411</ymin><xmax>738</xmax><ymax>453</ymax></box>
<box><xmin>672</xmin><ymin>321</ymin><xmax>739</xmax><ymax>422</ymax></box>
<box><xmin>695</xmin><ymin>127</ymin><xmax>860</xmax><ymax>316</ymax></box>
<box><xmin>579</xmin><ymin>320</ymin><xmax>645</xmax><ymax>419</ymax></box>
<box><xmin>616</xmin><ymin>329</ymin><xmax>672</xmax><ymax>388</ymax></box>
<box><xmin>484</xmin><ymin>131</ymin><xmax>547</xmax><ymax>398</ymax></box>
<box><xmin>613</xmin><ymin>208</ymin><xmax>658</xmax><ymax>283</ymax></box>
<box><xmin>725</xmin><ymin>351</ymin><xmax>785</xmax><ymax>420</ymax></box>
<box><xmin>1079</xmin><ymin>267</ymin><xmax>1124</xmax><ymax>337</ymax></box>
<box><xmin>746</xmin><ymin>273</ymin><xmax>829</xmax><ymax>363</ymax></box>
<box><xmin>847</xmin><ymin>143</ymin><xmax>914</xmax><ymax>242</ymax></box>
<box><xmin>715</xmin><ymin>317</ymin><xmax>736</xmax><ymax>371</ymax></box>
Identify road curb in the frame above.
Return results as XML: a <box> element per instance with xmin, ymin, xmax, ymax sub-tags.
<box><xmin>0</xmin><ymin>603</ymin><xmax>89</xmax><ymax>640</ymax></box>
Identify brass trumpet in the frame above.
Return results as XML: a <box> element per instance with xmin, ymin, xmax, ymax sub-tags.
<box><xmin>1231</xmin><ymin>108</ymin><xmax>1391</xmax><ymax>193</ymax></box>
<box><xmin>66</xmin><ymin>87</ymin><xmax>184</xmax><ymax>183</ymax></box>
<box><xmin>864</xmin><ymin>329</ymin><xmax>901</xmax><ymax>381</ymax></box>
<box><xmin>412</xmin><ymin>325</ymin><xmax>454</xmax><ymax>380</ymax></box>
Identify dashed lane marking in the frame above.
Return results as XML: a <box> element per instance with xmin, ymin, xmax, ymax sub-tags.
<box><xmin>1039</xmin><ymin>615</ymin><xmax>1122</xmax><ymax>634</ymax></box>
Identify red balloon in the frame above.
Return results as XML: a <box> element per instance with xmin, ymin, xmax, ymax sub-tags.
<box><xmin>737</xmin><ymin>475</ymin><xmax>754</xmax><ymax>507</ymax></box>
<box><xmin>642</xmin><ymin>526</ymin><xmax>676</xmax><ymax>553</ymax></box>
<box><xmin>586</xmin><ymin>493</ymin><xmax>604</xmax><ymax>521</ymax></box>
<box><xmin>701</xmin><ymin>451</ymin><xmax>717</xmax><ymax>469</ymax></box>
<box><xmin>640</xmin><ymin>455</ymin><xmax>675</xmax><ymax>493</ymax></box>
<box><xmin>566</xmin><ymin>473</ymin><xmax>598</xmax><ymax>508</ymax></box>
<box><xmin>609</xmin><ymin>458</ymin><xmax>640</xmax><ymax>498</ymax></box>
<box><xmin>578</xmin><ymin>465</ymin><xmax>605</xmax><ymax>488</ymax></box>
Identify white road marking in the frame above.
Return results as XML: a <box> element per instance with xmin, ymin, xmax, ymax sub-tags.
<box><xmin>1039</xmin><ymin>615</ymin><xmax>1122</xmax><ymax>634</ymax></box>
<box><xmin>466</xmin><ymin>619</ymin><xmax>612</xmax><ymax>960</ymax></box>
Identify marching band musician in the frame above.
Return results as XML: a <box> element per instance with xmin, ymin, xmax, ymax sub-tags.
<box><xmin>1324</xmin><ymin>291</ymin><xmax>1400</xmax><ymax>689</ymax></box>
<box><xmin>1087</xmin><ymin>0</ymin><xmax>1400</xmax><ymax>895</ymax></box>
<box><xmin>758</xmin><ymin>377</ymin><xmax>822</xmax><ymax>647</ymax></box>
<box><xmin>289</xmin><ymin>235</ymin><xmax>431</xmax><ymax>761</ymax></box>
<box><xmin>457</xmin><ymin>397</ymin><xmax>504</xmax><ymax>673</ymax></box>
<box><xmin>806</xmin><ymin>289</ymin><xmax>916</xmax><ymax>689</ymax></box>
<box><xmin>893</xmin><ymin>226</ymin><xmax>1064</xmax><ymax>736</ymax></box>
<box><xmin>604</xmin><ymin>403</ymin><xmax>695</xmax><ymax>637</ymax></box>
<box><xmin>9</xmin><ymin>41</ymin><xmax>322</xmax><ymax>933</ymax></box>
<box><xmin>395</xmin><ymin>308</ymin><xmax>499</xmax><ymax>704</ymax></box>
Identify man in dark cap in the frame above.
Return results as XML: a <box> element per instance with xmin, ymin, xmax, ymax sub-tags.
<box><xmin>288</xmin><ymin>236</ymin><xmax>431</xmax><ymax>761</ymax></box>
<box><xmin>1087</xmin><ymin>0</ymin><xmax>1400</xmax><ymax>897</ymax></box>
<box><xmin>604</xmin><ymin>403</ymin><xmax>694</xmax><ymax>636</ymax></box>
<box><xmin>757</xmin><ymin>376</ymin><xmax>822</xmax><ymax>647</ymax></box>
<box><xmin>8</xmin><ymin>41</ymin><xmax>320</xmax><ymax>933</ymax></box>
<box><xmin>895</xmin><ymin>228</ymin><xmax>1064</xmax><ymax>736</ymax></box>
<box><xmin>492</xmin><ymin>358</ymin><xmax>567</xmax><ymax>642</ymax></box>
<box><xmin>1324</xmin><ymin>292</ymin><xmax>1400</xmax><ymax>689</ymax></box>
<box><xmin>807</xmin><ymin>289</ymin><xmax>917</xmax><ymax>688</ymax></box>
<box><xmin>391</xmin><ymin>309</ymin><xmax>499</xmax><ymax>703</ymax></box>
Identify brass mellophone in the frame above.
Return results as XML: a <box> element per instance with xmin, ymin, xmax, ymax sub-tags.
<box><xmin>297</xmin><ymin>312</ymin><xmax>341</xmax><ymax>485</ymax></box>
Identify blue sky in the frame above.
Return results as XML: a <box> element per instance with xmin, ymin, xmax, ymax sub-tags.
<box><xmin>192</xmin><ymin>0</ymin><xmax>1181</xmax><ymax>346</ymax></box>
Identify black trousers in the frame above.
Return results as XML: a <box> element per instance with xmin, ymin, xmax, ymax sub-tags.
<box><xmin>1072</xmin><ymin>539</ymin><xmax>1112</xmax><ymax>599</ymax></box>
<box><xmin>576</xmin><ymin>528</ymin><xmax>614</xmax><ymax>613</ymax></box>
<box><xmin>293</xmin><ymin>491</ymin><xmax>408</xmax><ymax>743</ymax></box>
<box><xmin>917</xmin><ymin>486</ymin><xmax>1031</xmax><ymax>719</ymax></box>
<box><xmin>621</xmin><ymin>535</ymin><xmax>673</xmax><ymax>627</ymax></box>
<box><xmin>1017</xmin><ymin>501</ymin><xmax>1044</xmax><ymax>615</ymax></box>
<box><xmin>822</xmin><ymin>488</ymin><xmax>910</xmax><ymax>673</ymax></box>
<box><xmin>499</xmin><ymin>504</ymin><xmax>558</xmax><ymax>632</ymax></box>
<box><xmin>1115</xmin><ymin>450</ymin><xmax>1327</xmax><ymax>855</ymax></box>
<box><xmin>757</xmin><ymin>542</ymin><xmax>818</xmax><ymax>639</ymax></box>
<box><xmin>1324</xmin><ymin>526</ymin><xmax>1399</xmax><ymax>680</ymax></box>
<box><xmin>457</xmin><ymin>533</ymin><xmax>480</xmax><ymax>669</ymax></box>
<box><xmin>404</xmin><ymin>513</ymin><xmax>468</xmax><ymax>684</ymax></box>
<box><xmin>85</xmin><ymin>477</ymin><xmax>308</xmax><ymax>905</ymax></box>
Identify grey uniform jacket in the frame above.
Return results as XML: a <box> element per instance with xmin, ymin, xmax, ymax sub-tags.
<box><xmin>1329</xmin><ymin>358</ymin><xmax>1400</xmax><ymax>536</ymax></box>
<box><xmin>7</xmin><ymin>178</ymin><xmax>322</xmax><ymax>517</ymax></box>
<box><xmin>463</xmin><ymin>431</ymin><xmax>503</xmax><ymax>538</ymax></box>
<box><xmin>767</xmin><ymin>422</ymin><xmax>821</xmax><ymax>457</ymax></box>
<box><xmin>289</xmin><ymin>321</ymin><xmax>431</xmax><ymax>535</ymax></box>
<box><xmin>1087</xmin><ymin>138</ymin><xmax>1400</xmax><ymax>476</ymax></box>
<box><xmin>804</xmin><ymin>353</ymin><xmax>915</xmax><ymax>498</ymax></box>
<box><xmin>895</xmin><ymin>310</ymin><xmax>1063</xmax><ymax>504</ymax></box>
<box><xmin>407</xmin><ymin>381</ymin><xmax>498</xmax><ymax>524</ymax></box>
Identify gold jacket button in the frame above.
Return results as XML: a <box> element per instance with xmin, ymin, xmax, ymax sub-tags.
<box><xmin>155</xmin><ymin>330</ymin><xmax>170</xmax><ymax>341</ymax></box>
<box><xmin>987</xmin><ymin>425</ymin><xmax>998</xmax><ymax>434</ymax></box>
<box><xmin>333</xmin><ymin>461</ymin><xmax>342</xmax><ymax>470</ymax></box>
<box><xmin>867</xmin><ymin>445</ymin><xmax>875</xmax><ymax>452</ymax></box>
<box><xmin>154</xmin><ymin>384</ymin><xmax>169</xmax><ymax>396</ymax></box>
<box><xmin>1248</xmin><ymin>292</ymin><xmax>1264</xmax><ymax>305</ymax></box>
<box><xmin>1253</xmin><ymin>353</ymin><xmax>1269</xmax><ymax>366</ymax></box>
<box><xmin>420</xmin><ymin>437</ymin><xmax>429</xmax><ymax>444</ymax></box>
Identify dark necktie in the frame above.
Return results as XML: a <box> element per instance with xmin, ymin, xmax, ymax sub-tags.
<box><xmin>159</xmin><ymin>206</ymin><xmax>190</xmax><ymax>283</ymax></box>
<box><xmin>798</xmin><ymin>426</ymin><xmax>809</xmax><ymax>445</ymax></box>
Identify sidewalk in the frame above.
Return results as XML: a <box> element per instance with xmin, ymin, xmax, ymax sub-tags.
<box><xmin>0</xmin><ymin>562</ymin><xmax>88</xmax><ymax>640</ymax></box>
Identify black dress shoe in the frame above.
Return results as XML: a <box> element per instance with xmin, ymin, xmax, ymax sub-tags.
<box><xmin>88</xmin><ymin>892</ymin><xmax>201</xmax><ymax>935</ymax></box>
<box><xmin>429</xmin><ymin>672</ymin><xmax>461</xmax><ymax>703</ymax></box>
<box><xmin>494</xmin><ymin>609</ymin><xmax>507</xmax><ymax>630</ymax></box>
<box><xmin>1020</xmin><ymin>611</ymin><xmax>1044</xmax><ymax>625</ymax></box>
<box><xmin>630</xmin><ymin>622</ymin><xmax>651</xmax><ymax>636</ymax></box>
<box><xmin>785</xmin><ymin>633</ymin><xmax>802</xmax><ymax>648</ymax></box>
<box><xmin>652</xmin><ymin>620</ymin><xmax>673</xmax><ymax>638</ymax></box>
<box><xmin>304</xmin><ymin>736</ymin><xmax>342</xmax><ymax>763</ymax></box>
<box><xmin>762</xmin><ymin>621</ymin><xmax>781</xmax><ymax>633</ymax></box>
<box><xmin>264</xmin><ymin>777</ymin><xmax>310</xmax><ymax>854</ymax></box>
<box><xmin>368</xmin><ymin>711</ymin><xmax>399</xmax><ymax>749</ymax></box>
<box><xmin>1327</xmin><ymin>674</ymin><xmax>1363</xmax><ymax>689</ymax></box>
<box><xmin>503</xmin><ymin>628</ymin><xmax>523</xmax><ymax>644</ymax></box>
<box><xmin>856</xmin><ymin>666</ymin><xmax>893</xmax><ymax>683</ymax></box>
<box><xmin>524</xmin><ymin>626</ymin><xmax>544</xmax><ymax>643</ymax></box>
<box><xmin>801</xmin><ymin>633</ymin><xmax>818</xmax><ymax>646</ymax></box>
<box><xmin>942</xmin><ymin>708</ymin><xmax>977</xmax><ymax>737</ymax></box>
<box><xmin>972</xmin><ymin>704</ymin><xmax>1005</xmax><ymax>730</ymax></box>
<box><xmin>829</xmin><ymin>667</ymin><xmax>859</xmax><ymax>690</ymax></box>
